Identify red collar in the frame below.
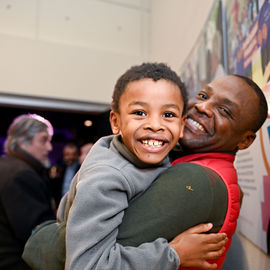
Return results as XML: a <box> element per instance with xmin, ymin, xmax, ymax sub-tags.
<box><xmin>171</xmin><ymin>152</ymin><xmax>235</xmax><ymax>165</ymax></box>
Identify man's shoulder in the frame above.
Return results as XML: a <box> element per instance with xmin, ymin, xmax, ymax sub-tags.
<box><xmin>155</xmin><ymin>162</ymin><xmax>224</xmax><ymax>191</ymax></box>
<box><xmin>167</xmin><ymin>162</ymin><xmax>215</xmax><ymax>176</ymax></box>
<box><xmin>0</xmin><ymin>155</ymin><xmax>31</xmax><ymax>170</ymax></box>
<box><xmin>0</xmin><ymin>155</ymin><xmax>38</xmax><ymax>190</ymax></box>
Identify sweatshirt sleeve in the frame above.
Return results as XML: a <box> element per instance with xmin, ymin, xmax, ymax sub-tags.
<box><xmin>65</xmin><ymin>165</ymin><xmax>179</xmax><ymax>270</ymax></box>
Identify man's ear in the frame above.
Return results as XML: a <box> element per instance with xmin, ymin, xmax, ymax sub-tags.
<box><xmin>110</xmin><ymin>111</ymin><xmax>121</xmax><ymax>135</ymax></box>
<box><xmin>179</xmin><ymin>115</ymin><xmax>187</xmax><ymax>139</ymax></box>
<box><xmin>237</xmin><ymin>130</ymin><xmax>256</xmax><ymax>150</ymax></box>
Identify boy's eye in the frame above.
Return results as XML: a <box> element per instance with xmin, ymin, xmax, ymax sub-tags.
<box><xmin>132</xmin><ymin>110</ymin><xmax>146</xmax><ymax>116</ymax></box>
<box><xmin>163</xmin><ymin>112</ymin><xmax>176</xmax><ymax>118</ymax></box>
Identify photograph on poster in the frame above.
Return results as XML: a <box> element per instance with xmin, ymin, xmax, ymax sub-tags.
<box><xmin>180</xmin><ymin>0</ymin><xmax>225</xmax><ymax>96</ymax></box>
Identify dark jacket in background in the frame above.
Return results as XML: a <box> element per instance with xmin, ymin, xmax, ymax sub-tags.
<box><xmin>0</xmin><ymin>147</ymin><xmax>56</xmax><ymax>270</ymax></box>
<box><xmin>50</xmin><ymin>162</ymin><xmax>80</xmax><ymax>207</ymax></box>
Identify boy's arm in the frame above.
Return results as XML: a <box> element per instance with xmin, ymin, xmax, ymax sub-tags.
<box><xmin>169</xmin><ymin>223</ymin><xmax>227</xmax><ymax>269</ymax></box>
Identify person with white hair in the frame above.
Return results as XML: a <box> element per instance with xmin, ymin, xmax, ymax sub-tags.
<box><xmin>0</xmin><ymin>114</ymin><xmax>56</xmax><ymax>270</ymax></box>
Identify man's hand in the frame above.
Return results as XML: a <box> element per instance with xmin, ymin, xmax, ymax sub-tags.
<box><xmin>169</xmin><ymin>223</ymin><xmax>227</xmax><ymax>270</ymax></box>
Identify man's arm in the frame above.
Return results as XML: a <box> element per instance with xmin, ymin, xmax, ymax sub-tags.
<box><xmin>117</xmin><ymin>163</ymin><xmax>228</xmax><ymax>268</ymax></box>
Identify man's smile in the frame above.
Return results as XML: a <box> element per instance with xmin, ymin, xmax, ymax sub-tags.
<box><xmin>186</xmin><ymin>118</ymin><xmax>205</xmax><ymax>132</ymax></box>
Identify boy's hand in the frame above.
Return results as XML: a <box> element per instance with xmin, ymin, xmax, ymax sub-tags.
<box><xmin>169</xmin><ymin>223</ymin><xmax>227</xmax><ymax>270</ymax></box>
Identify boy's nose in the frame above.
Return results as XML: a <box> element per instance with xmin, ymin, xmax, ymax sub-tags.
<box><xmin>145</xmin><ymin>116</ymin><xmax>164</xmax><ymax>132</ymax></box>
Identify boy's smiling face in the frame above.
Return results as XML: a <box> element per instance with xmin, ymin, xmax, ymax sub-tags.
<box><xmin>110</xmin><ymin>78</ymin><xmax>186</xmax><ymax>164</ymax></box>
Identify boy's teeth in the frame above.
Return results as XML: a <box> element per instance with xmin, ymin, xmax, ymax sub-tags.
<box><xmin>142</xmin><ymin>140</ymin><xmax>163</xmax><ymax>147</ymax></box>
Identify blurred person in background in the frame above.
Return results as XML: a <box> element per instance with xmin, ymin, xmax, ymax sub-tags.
<box><xmin>0</xmin><ymin>114</ymin><xmax>56</xmax><ymax>270</ymax></box>
<box><xmin>61</xmin><ymin>143</ymin><xmax>80</xmax><ymax>196</ymax></box>
<box><xmin>50</xmin><ymin>142</ymin><xmax>80</xmax><ymax>207</ymax></box>
<box><xmin>79</xmin><ymin>142</ymin><xmax>94</xmax><ymax>164</ymax></box>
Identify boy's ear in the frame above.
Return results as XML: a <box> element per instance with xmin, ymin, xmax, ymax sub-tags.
<box><xmin>237</xmin><ymin>130</ymin><xmax>256</xmax><ymax>150</ymax></box>
<box><xmin>179</xmin><ymin>115</ymin><xmax>187</xmax><ymax>139</ymax></box>
<box><xmin>110</xmin><ymin>111</ymin><xmax>121</xmax><ymax>134</ymax></box>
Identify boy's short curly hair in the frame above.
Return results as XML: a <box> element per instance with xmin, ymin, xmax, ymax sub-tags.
<box><xmin>111</xmin><ymin>62</ymin><xmax>188</xmax><ymax>115</ymax></box>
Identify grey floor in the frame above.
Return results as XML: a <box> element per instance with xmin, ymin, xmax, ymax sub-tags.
<box><xmin>223</xmin><ymin>232</ymin><xmax>270</xmax><ymax>270</ymax></box>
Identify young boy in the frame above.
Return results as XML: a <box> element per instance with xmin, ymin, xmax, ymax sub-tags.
<box><xmin>57</xmin><ymin>63</ymin><xmax>226</xmax><ymax>270</ymax></box>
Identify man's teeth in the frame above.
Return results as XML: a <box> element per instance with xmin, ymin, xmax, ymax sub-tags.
<box><xmin>142</xmin><ymin>140</ymin><xmax>163</xmax><ymax>147</ymax></box>
<box><xmin>187</xmin><ymin>118</ymin><xmax>205</xmax><ymax>131</ymax></box>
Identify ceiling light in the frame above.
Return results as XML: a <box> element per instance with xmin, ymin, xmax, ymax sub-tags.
<box><xmin>84</xmin><ymin>120</ymin><xmax>92</xmax><ymax>127</ymax></box>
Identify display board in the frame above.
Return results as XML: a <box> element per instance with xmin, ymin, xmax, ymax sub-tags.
<box><xmin>180</xmin><ymin>0</ymin><xmax>270</xmax><ymax>253</ymax></box>
<box><xmin>180</xmin><ymin>0</ymin><xmax>226</xmax><ymax>96</ymax></box>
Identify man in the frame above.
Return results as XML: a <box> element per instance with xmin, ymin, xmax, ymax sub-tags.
<box><xmin>117</xmin><ymin>74</ymin><xmax>268</xmax><ymax>269</ymax></box>
<box><xmin>50</xmin><ymin>143</ymin><xmax>80</xmax><ymax>207</ymax></box>
<box><xmin>79</xmin><ymin>142</ymin><xmax>94</xmax><ymax>164</ymax></box>
<box><xmin>60</xmin><ymin>143</ymin><xmax>80</xmax><ymax>197</ymax></box>
<box><xmin>0</xmin><ymin>114</ymin><xmax>56</xmax><ymax>270</ymax></box>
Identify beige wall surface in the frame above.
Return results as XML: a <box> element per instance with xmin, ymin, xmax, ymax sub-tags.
<box><xmin>0</xmin><ymin>0</ymin><xmax>215</xmax><ymax>107</ymax></box>
<box><xmin>0</xmin><ymin>0</ymin><xmax>151</xmax><ymax>107</ymax></box>
<box><xmin>150</xmin><ymin>0</ymin><xmax>215</xmax><ymax>72</ymax></box>
<box><xmin>0</xmin><ymin>33</ymin><xmax>141</xmax><ymax>103</ymax></box>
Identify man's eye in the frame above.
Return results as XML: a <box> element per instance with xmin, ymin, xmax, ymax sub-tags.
<box><xmin>41</xmin><ymin>138</ymin><xmax>48</xmax><ymax>144</ymax></box>
<box><xmin>163</xmin><ymin>112</ymin><xmax>176</xmax><ymax>118</ymax></box>
<box><xmin>219</xmin><ymin>106</ymin><xmax>232</xmax><ymax>117</ymax></box>
<box><xmin>133</xmin><ymin>110</ymin><xmax>146</xmax><ymax>116</ymax></box>
<box><xmin>197</xmin><ymin>92</ymin><xmax>208</xmax><ymax>100</ymax></box>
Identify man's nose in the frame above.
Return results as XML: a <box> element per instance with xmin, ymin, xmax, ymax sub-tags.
<box><xmin>47</xmin><ymin>141</ymin><xmax>53</xmax><ymax>152</ymax></box>
<box><xmin>194</xmin><ymin>101</ymin><xmax>214</xmax><ymax>117</ymax></box>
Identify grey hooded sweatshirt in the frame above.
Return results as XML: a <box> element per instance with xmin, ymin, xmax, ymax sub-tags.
<box><xmin>57</xmin><ymin>135</ymin><xmax>179</xmax><ymax>270</ymax></box>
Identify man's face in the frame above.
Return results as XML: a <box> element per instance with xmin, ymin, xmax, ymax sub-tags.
<box><xmin>63</xmin><ymin>147</ymin><xmax>78</xmax><ymax>166</ymax></box>
<box><xmin>180</xmin><ymin>75</ymin><xmax>258</xmax><ymax>153</ymax></box>
<box><xmin>110</xmin><ymin>78</ymin><xmax>186</xmax><ymax>164</ymax></box>
<box><xmin>20</xmin><ymin>130</ymin><xmax>53</xmax><ymax>164</ymax></box>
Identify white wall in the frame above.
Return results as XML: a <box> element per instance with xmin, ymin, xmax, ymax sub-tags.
<box><xmin>0</xmin><ymin>0</ymin><xmax>151</xmax><ymax>106</ymax></box>
<box><xmin>0</xmin><ymin>0</ymin><xmax>216</xmax><ymax>107</ymax></box>
<box><xmin>150</xmin><ymin>0</ymin><xmax>215</xmax><ymax>72</ymax></box>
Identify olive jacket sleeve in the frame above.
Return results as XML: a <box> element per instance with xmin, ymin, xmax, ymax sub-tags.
<box><xmin>117</xmin><ymin>162</ymin><xmax>228</xmax><ymax>247</ymax></box>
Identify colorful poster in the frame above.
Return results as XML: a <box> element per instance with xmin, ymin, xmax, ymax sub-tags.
<box><xmin>225</xmin><ymin>0</ymin><xmax>260</xmax><ymax>76</ymax></box>
<box><xmin>226</xmin><ymin>0</ymin><xmax>270</xmax><ymax>253</ymax></box>
<box><xmin>180</xmin><ymin>0</ymin><xmax>270</xmax><ymax>254</ymax></box>
<box><xmin>180</xmin><ymin>0</ymin><xmax>226</xmax><ymax>96</ymax></box>
<box><xmin>179</xmin><ymin>36</ymin><xmax>204</xmax><ymax>97</ymax></box>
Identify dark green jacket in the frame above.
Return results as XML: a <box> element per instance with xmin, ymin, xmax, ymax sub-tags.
<box><xmin>117</xmin><ymin>162</ymin><xmax>227</xmax><ymax>246</ymax></box>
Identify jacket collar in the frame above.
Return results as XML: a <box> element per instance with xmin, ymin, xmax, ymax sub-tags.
<box><xmin>172</xmin><ymin>152</ymin><xmax>235</xmax><ymax>165</ymax></box>
<box><xmin>8</xmin><ymin>145</ymin><xmax>47</xmax><ymax>174</ymax></box>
